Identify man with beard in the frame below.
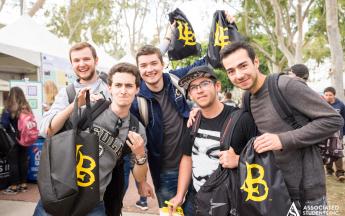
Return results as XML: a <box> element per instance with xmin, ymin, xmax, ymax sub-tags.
<box><xmin>39</xmin><ymin>42</ymin><xmax>111</xmax><ymax>136</ymax></box>
<box><xmin>167</xmin><ymin>65</ymin><xmax>256</xmax><ymax>214</ymax></box>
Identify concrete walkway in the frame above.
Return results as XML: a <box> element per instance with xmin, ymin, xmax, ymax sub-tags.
<box><xmin>0</xmin><ymin>200</ymin><xmax>158</xmax><ymax>216</ymax></box>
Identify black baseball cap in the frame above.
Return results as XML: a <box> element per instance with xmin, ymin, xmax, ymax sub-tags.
<box><xmin>178</xmin><ymin>65</ymin><xmax>217</xmax><ymax>90</ymax></box>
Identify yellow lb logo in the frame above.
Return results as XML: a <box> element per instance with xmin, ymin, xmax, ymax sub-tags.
<box><xmin>177</xmin><ymin>20</ymin><xmax>196</xmax><ymax>46</ymax></box>
<box><xmin>76</xmin><ymin>144</ymin><xmax>96</xmax><ymax>187</ymax></box>
<box><xmin>240</xmin><ymin>162</ymin><xmax>269</xmax><ymax>202</ymax></box>
<box><xmin>214</xmin><ymin>22</ymin><xmax>230</xmax><ymax>48</ymax></box>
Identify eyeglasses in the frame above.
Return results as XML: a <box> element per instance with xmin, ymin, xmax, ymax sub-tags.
<box><xmin>189</xmin><ymin>80</ymin><xmax>213</xmax><ymax>93</ymax></box>
<box><xmin>114</xmin><ymin>118</ymin><xmax>123</xmax><ymax>137</ymax></box>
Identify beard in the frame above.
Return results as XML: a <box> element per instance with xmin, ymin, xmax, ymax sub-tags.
<box><xmin>77</xmin><ymin>69</ymin><xmax>96</xmax><ymax>81</ymax></box>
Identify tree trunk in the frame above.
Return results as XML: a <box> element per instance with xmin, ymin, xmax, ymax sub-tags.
<box><xmin>0</xmin><ymin>0</ymin><xmax>6</xmax><ymax>13</ymax></box>
<box><xmin>27</xmin><ymin>0</ymin><xmax>46</xmax><ymax>17</ymax></box>
<box><xmin>326</xmin><ymin>0</ymin><xmax>345</xmax><ymax>100</ymax></box>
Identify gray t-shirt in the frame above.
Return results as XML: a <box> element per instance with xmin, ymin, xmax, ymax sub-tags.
<box><xmin>39</xmin><ymin>78</ymin><xmax>111</xmax><ymax>137</ymax></box>
<box><xmin>153</xmin><ymin>89</ymin><xmax>184</xmax><ymax>169</ymax></box>
<box><xmin>251</xmin><ymin>75</ymin><xmax>342</xmax><ymax>200</ymax></box>
<box><xmin>92</xmin><ymin>106</ymin><xmax>147</xmax><ymax>200</ymax></box>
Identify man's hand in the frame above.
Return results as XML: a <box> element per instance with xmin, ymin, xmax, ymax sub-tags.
<box><xmin>187</xmin><ymin>107</ymin><xmax>200</xmax><ymax>128</ymax></box>
<box><xmin>168</xmin><ymin>195</ymin><xmax>184</xmax><ymax>216</ymax></box>
<box><xmin>77</xmin><ymin>87</ymin><xmax>91</xmax><ymax>107</ymax></box>
<box><xmin>126</xmin><ymin>131</ymin><xmax>145</xmax><ymax>158</ymax></box>
<box><xmin>138</xmin><ymin>181</ymin><xmax>155</xmax><ymax>199</ymax></box>
<box><xmin>253</xmin><ymin>133</ymin><xmax>283</xmax><ymax>153</ymax></box>
<box><xmin>225</xmin><ymin>11</ymin><xmax>235</xmax><ymax>24</ymax></box>
<box><xmin>90</xmin><ymin>93</ymin><xmax>104</xmax><ymax>102</ymax></box>
<box><xmin>219</xmin><ymin>147</ymin><xmax>239</xmax><ymax>168</ymax></box>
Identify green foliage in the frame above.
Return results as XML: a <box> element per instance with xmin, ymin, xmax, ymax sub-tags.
<box><xmin>45</xmin><ymin>0</ymin><xmax>123</xmax><ymax>58</ymax></box>
<box><xmin>306</xmin><ymin>0</ymin><xmax>345</xmax><ymax>61</ymax></box>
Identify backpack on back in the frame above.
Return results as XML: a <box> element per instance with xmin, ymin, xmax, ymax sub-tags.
<box><xmin>17</xmin><ymin>111</ymin><xmax>39</xmax><ymax>146</ymax></box>
<box><xmin>243</xmin><ymin>73</ymin><xmax>342</xmax><ymax>164</ymax></box>
<box><xmin>193</xmin><ymin>107</ymin><xmax>244</xmax><ymax>216</ymax></box>
<box><xmin>137</xmin><ymin>73</ymin><xmax>185</xmax><ymax>127</ymax></box>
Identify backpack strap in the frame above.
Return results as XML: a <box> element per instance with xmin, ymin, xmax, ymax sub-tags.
<box><xmin>78</xmin><ymin>99</ymin><xmax>111</xmax><ymax>130</ymax></box>
<box><xmin>242</xmin><ymin>91</ymin><xmax>251</xmax><ymax>113</ymax></box>
<box><xmin>220</xmin><ymin>107</ymin><xmax>242</xmax><ymax>150</ymax></box>
<box><xmin>169</xmin><ymin>73</ymin><xmax>186</xmax><ymax>96</ymax></box>
<box><xmin>122</xmin><ymin>113</ymin><xmax>140</xmax><ymax>156</ymax></box>
<box><xmin>267</xmin><ymin>74</ymin><xmax>302</xmax><ymax>129</ymax></box>
<box><xmin>137</xmin><ymin>96</ymin><xmax>149</xmax><ymax>127</ymax></box>
<box><xmin>190</xmin><ymin>110</ymin><xmax>202</xmax><ymax>138</ymax></box>
<box><xmin>66</xmin><ymin>83</ymin><xmax>76</xmax><ymax>104</ymax></box>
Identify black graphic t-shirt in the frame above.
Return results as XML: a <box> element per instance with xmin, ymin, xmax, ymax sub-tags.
<box><xmin>182</xmin><ymin>105</ymin><xmax>256</xmax><ymax>191</ymax></box>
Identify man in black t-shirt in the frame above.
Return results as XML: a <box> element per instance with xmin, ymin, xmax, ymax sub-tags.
<box><xmin>167</xmin><ymin>65</ymin><xmax>257</xmax><ymax>214</ymax></box>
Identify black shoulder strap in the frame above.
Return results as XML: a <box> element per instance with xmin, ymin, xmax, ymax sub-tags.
<box><xmin>242</xmin><ymin>91</ymin><xmax>251</xmax><ymax>113</ymax></box>
<box><xmin>122</xmin><ymin>114</ymin><xmax>140</xmax><ymax>156</ymax></box>
<box><xmin>190</xmin><ymin>110</ymin><xmax>202</xmax><ymax>138</ymax></box>
<box><xmin>66</xmin><ymin>83</ymin><xmax>76</xmax><ymax>104</ymax></box>
<box><xmin>268</xmin><ymin>73</ymin><xmax>302</xmax><ymax>129</ymax></box>
<box><xmin>78</xmin><ymin>99</ymin><xmax>111</xmax><ymax>130</ymax></box>
<box><xmin>129</xmin><ymin>113</ymin><xmax>140</xmax><ymax>133</ymax></box>
<box><xmin>220</xmin><ymin>107</ymin><xmax>242</xmax><ymax>150</ymax></box>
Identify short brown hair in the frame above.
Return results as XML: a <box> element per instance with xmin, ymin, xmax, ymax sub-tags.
<box><xmin>69</xmin><ymin>42</ymin><xmax>97</xmax><ymax>62</ymax></box>
<box><xmin>324</xmin><ymin>86</ymin><xmax>336</xmax><ymax>95</ymax></box>
<box><xmin>136</xmin><ymin>45</ymin><xmax>163</xmax><ymax>65</ymax></box>
<box><xmin>107</xmin><ymin>63</ymin><xmax>140</xmax><ymax>87</ymax></box>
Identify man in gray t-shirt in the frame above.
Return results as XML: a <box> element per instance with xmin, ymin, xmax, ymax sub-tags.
<box><xmin>220</xmin><ymin>41</ymin><xmax>343</xmax><ymax>215</ymax></box>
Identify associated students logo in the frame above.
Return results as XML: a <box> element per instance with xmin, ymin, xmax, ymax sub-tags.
<box><xmin>76</xmin><ymin>145</ymin><xmax>96</xmax><ymax>187</ymax></box>
<box><xmin>241</xmin><ymin>162</ymin><xmax>269</xmax><ymax>202</ymax></box>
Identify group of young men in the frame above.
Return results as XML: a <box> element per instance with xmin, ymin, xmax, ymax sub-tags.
<box><xmin>36</xmin><ymin>34</ymin><xmax>343</xmax><ymax>216</ymax></box>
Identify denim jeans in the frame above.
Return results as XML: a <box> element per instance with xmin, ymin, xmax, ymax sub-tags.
<box><xmin>294</xmin><ymin>196</ymin><xmax>328</xmax><ymax>216</ymax></box>
<box><xmin>156</xmin><ymin>169</ymin><xmax>195</xmax><ymax>216</ymax></box>
<box><xmin>123</xmin><ymin>154</ymin><xmax>147</xmax><ymax>203</ymax></box>
<box><xmin>33</xmin><ymin>200</ymin><xmax>106</xmax><ymax>216</ymax></box>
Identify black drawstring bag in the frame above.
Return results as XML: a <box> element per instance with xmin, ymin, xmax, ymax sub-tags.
<box><xmin>207</xmin><ymin>10</ymin><xmax>243</xmax><ymax>68</ymax></box>
<box><xmin>168</xmin><ymin>8</ymin><xmax>201</xmax><ymax>60</ymax></box>
<box><xmin>239</xmin><ymin>138</ymin><xmax>298</xmax><ymax>216</ymax></box>
<box><xmin>38</xmin><ymin>90</ymin><xmax>100</xmax><ymax>216</ymax></box>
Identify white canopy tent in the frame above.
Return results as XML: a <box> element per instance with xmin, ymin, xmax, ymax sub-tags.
<box><xmin>0</xmin><ymin>15</ymin><xmax>116</xmax><ymax>79</ymax></box>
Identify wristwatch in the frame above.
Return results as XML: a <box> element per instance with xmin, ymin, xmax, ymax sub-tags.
<box><xmin>135</xmin><ymin>153</ymin><xmax>147</xmax><ymax>165</ymax></box>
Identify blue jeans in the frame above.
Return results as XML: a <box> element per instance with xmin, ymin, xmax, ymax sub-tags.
<box><xmin>156</xmin><ymin>169</ymin><xmax>195</xmax><ymax>216</ymax></box>
<box><xmin>123</xmin><ymin>154</ymin><xmax>147</xmax><ymax>203</ymax></box>
<box><xmin>33</xmin><ymin>200</ymin><xmax>106</xmax><ymax>216</ymax></box>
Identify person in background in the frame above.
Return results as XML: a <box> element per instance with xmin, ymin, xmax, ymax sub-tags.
<box><xmin>323</xmin><ymin>86</ymin><xmax>345</xmax><ymax>182</ymax></box>
<box><xmin>1</xmin><ymin>87</ymin><xmax>32</xmax><ymax>194</ymax></box>
<box><xmin>286</xmin><ymin>63</ymin><xmax>309</xmax><ymax>82</ymax></box>
<box><xmin>43</xmin><ymin>80</ymin><xmax>58</xmax><ymax>112</ymax></box>
<box><xmin>221</xmin><ymin>91</ymin><xmax>237</xmax><ymax>107</ymax></box>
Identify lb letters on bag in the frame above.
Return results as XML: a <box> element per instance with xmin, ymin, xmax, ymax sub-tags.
<box><xmin>239</xmin><ymin>138</ymin><xmax>299</xmax><ymax>216</ymax></box>
<box><xmin>38</xmin><ymin>90</ymin><xmax>100</xmax><ymax>216</ymax></box>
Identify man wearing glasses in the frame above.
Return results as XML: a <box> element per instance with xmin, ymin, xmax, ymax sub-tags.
<box><xmin>167</xmin><ymin>65</ymin><xmax>257</xmax><ymax>214</ymax></box>
<box><xmin>35</xmin><ymin>62</ymin><xmax>148</xmax><ymax>215</ymax></box>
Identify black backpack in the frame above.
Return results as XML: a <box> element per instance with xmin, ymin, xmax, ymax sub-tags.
<box><xmin>243</xmin><ymin>73</ymin><xmax>342</xmax><ymax>164</ymax></box>
<box><xmin>65</xmin><ymin>85</ymin><xmax>139</xmax><ymax>216</ymax></box>
<box><xmin>193</xmin><ymin>107</ymin><xmax>244</xmax><ymax>216</ymax></box>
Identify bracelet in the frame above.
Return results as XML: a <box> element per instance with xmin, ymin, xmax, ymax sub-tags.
<box><xmin>135</xmin><ymin>153</ymin><xmax>147</xmax><ymax>165</ymax></box>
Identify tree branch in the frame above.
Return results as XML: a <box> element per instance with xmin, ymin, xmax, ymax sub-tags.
<box><xmin>27</xmin><ymin>0</ymin><xmax>46</xmax><ymax>17</ymax></box>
